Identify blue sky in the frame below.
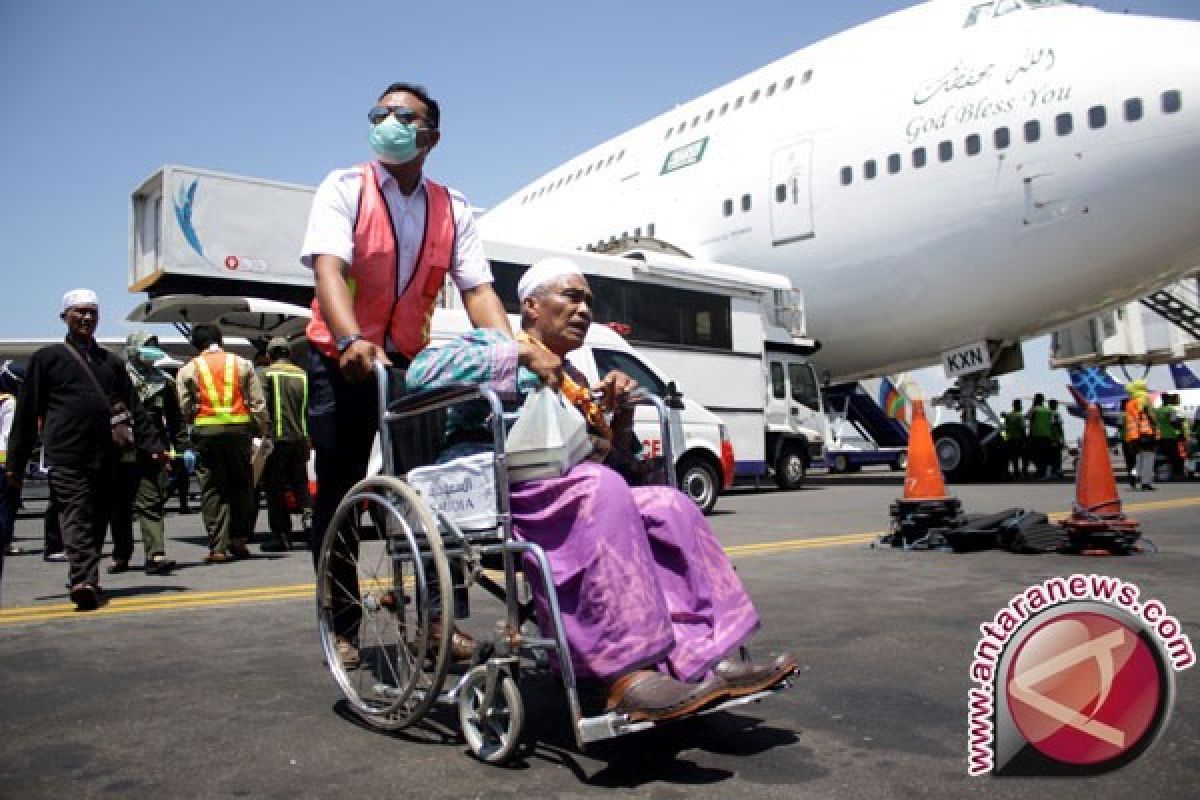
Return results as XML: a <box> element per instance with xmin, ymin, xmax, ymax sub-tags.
<box><xmin>1</xmin><ymin>0</ymin><xmax>1196</xmax><ymax>427</ymax></box>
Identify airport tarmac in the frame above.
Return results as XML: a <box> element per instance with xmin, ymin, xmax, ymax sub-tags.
<box><xmin>1</xmin><ymin>472</ymin><xmax>1197</xmax><ymax>799</ymax></box>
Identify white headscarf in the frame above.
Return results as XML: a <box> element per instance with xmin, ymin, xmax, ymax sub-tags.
<box><xmin>61</xmin><ymin>288</ymin><xmax>99</xmax><ymax>312</ymax></box>
<box><xmin>516</xmin><ymin>257</ymin><xmax>584</xmax><ymax>302</ymax></box>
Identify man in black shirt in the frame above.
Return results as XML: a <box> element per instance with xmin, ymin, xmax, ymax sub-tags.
<box><xmin>4</xmin><ymin>290</ymin><xmax>163</xmax><ymax>610</ymax></box>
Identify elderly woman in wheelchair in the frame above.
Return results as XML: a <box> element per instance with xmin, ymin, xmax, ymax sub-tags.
<box><xmin>314</xmin><ymin>257</ymin><xmax>794</xmax><ymax>761</ymax></box>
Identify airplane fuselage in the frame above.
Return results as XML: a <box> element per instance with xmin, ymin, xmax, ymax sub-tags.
<box><xmin>480</xmin><ymin>1</ymin><xmax>1200</xmax><ymax>382</ymax></box>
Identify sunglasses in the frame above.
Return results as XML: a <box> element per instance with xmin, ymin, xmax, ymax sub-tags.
<box><xmin>367</xmin><ymin>105</ymin><xmax>426</xmax><ymax>126</ymax></box>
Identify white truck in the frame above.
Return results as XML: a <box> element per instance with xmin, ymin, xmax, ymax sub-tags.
<box><xmin>127</xmin><ymin>164</ymin><xmax>827</xmax><ymax>510</ymax></box>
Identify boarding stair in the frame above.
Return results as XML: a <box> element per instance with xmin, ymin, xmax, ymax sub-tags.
<box><xmin>1139</xmin><ymin>278</ymin><xmax>1200</xmax><ymax>341</ymax></box>
<box><xmin>824</xmin><ymin>382</ymin><xmax>909</xmax><ymax>449</ymax></box>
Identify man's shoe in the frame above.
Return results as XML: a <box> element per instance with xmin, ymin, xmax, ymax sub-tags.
<box><xmin>44</xmin><ymin>551</ymin><xmax>67</xmax><ymax>563</ymax></box>
<box><xmin>335</xmin><ymin>636</ymin><xmax>361</xmax><ymax>670</ymax></box>
<box><xmin>6</xmin><ymin>544</ymin><xmax>23</xmax><ymax>556</ymax></box>
<box><xmin>259</xmin><ymin>538</ymin><xmax>290</xmax><ymax>553</ymax></box>
<box><xmin>204</xmin><ymin>551</ymin><xmax>232</xmax><ymax>564</ymax></box>
<box><xmin>1141</xmin><ymin>484</ymin><xmax>1157</xmax><ymax>491</ymax></box>
<box><xmin>106</xmin><ymin>560</ymin><xmax>131</xmax><ymax>574</ymax></box>
<box><xmin>69</xmin><ymin>583</ymin><xmax>100</xmax><ymax>612</ymax></box>
<box><xmin>229</xmin><ymin>542</ymin><xmax>252</xmax><ymax>559</ymax></box>
<box><xmin>604</xmin><ymin>670</ymin><xmax>727</xmax><ymax>723</ymax></box>
<box><xmin>712</xmin><ymin>652</ymin><xmax>798</xmax><ymax>698</ymax></box>
<box><xmin>430</xmin><ymin>625</ymin><xmax>478</xmax><ymax>663</ymax></box>
<box><xmin>145</xmin><ymin>557</ymin><xmax>176</xmax><ymax>575</ymax></box>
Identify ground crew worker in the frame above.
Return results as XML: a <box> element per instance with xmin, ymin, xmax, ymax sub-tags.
<box><xmin>1048</xmin><ymin>398</ymin><xmax>1065</xmax><ymax>478</ymax></box>
<box><xmin>177</xmin><ymin>324</ymin><xmax>269</xmax><ymax>562</ymax></box>
<box><xmin>1002</xmin><ymin>398</ymin><xmax>1026</xmax><ymax>479</ymax></box>
<box><xmin>1124</xmin><ymin>379</ymin><xmax>1158</xmax><ymax>491</ymax></box>
<box><xmin>258</xmin><ymin>337</ymin><xmax>311</xmax><ymax>552</ymax></box>
<box><xmin>1156</xmin><ymin>392</ymin><xmax>1186</xmax><ymax>481</ymax></box>
<box><xmin>0</xmin><ymin>360</ymin><xmax>24</xmax><ymax>580</ymax></box>
<box><xmin>1026</xmin><ymin>393</ymin><xmax>1054</xmax><ymax>479</ymax></box>
<box><xmin>108</xmin><ymin>333</ymin><xmax>185</xmax><ymax>574</ymax></box>
<box><xmin>301</xmin><ymin>81</ymin><xmax>549</xmax><ymax>668</ymax></box>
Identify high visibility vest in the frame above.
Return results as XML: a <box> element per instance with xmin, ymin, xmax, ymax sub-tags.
<box><xmin>307</xmin><ymin>164</ymin><xmax>456</xmax><ymax>360</ymax></box>
<box><xmin>264</xmin><ymin>362</ymin><xmax>308</xmax><ymax>440</ymax></box>
<box><xmin>1003</xmin><ymin>410</ymin><xmax>1025</xmax><ymax>441</ymax></box>
<box><xmin>1124</xmin><ymin>397</ymin><xmax>1154</xmax><ymax>441</ymax></box>
<box><xmin>1028</xmin><ymin>406</ymin><xmax>1054</xmax><ymax>438</ymax></box>
<box><xmin>193</xmin><ymin>351</ymin><xmax>251</xmax><ymax>426</ymax></box>
<box><xmin>1156</xmin><ymin>405</ymin><xmax>1181</xmax><ymax>439</ymax></box>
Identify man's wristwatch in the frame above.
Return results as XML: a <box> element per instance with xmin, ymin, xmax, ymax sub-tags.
<box><xmin>336</xmin><ymin>333</ymin><xmax>364</xmax><ymax>354</ymax></box>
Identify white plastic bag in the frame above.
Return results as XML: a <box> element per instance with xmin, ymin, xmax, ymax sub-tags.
<box><xmin>505</xmin><ymin>388</ymin><xmax>593</xmax><ymax>482</ymax></box>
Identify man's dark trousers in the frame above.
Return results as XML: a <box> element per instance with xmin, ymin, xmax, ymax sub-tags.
<box><xmin>48</xmin><ymin>463</ymin><xmax>115</xmax><ymax>588</ymax></box>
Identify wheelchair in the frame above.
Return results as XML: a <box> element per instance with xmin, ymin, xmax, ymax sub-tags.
<box><xmin>315</xmin><ymin>362</ymin><xmax>789</xmax><ymax>764</ymax></box>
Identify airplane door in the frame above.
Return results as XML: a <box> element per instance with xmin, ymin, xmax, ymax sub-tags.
<box><xmin>769</xmin><ymin>139</ymin><xmax>815</xmax><ymax>246</ymax></box>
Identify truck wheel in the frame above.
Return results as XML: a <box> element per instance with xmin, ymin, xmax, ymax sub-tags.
<box><xmin>774</xmin><ymin>445</ymin><xmax>807</xmax><ymax>490</ymax></box>
<box><xmin>677</xmin><ymin>455</ymin><xmax>720</xmax><ymax>515</ymax></box>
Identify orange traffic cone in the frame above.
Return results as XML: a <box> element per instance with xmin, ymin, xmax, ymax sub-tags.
<box><xmin>1060</xmin><ymin>403</ymin><xmax>1140</xmax><ymax>554</ymax></box>
<box><xmin>887</xmin><ymin>401</ymin><xmax>963</xmax><ymax>547</ymax></box>
<box><xmin>902</xmin><ymin>401</ymin><xmax>949</xmax><ymax>501</ymax></box>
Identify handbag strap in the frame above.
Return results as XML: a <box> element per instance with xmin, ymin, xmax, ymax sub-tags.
<box><xmin>61</xmin><ymin>342</ymin><xmax>114</xmax><ymax>406</ymax></box>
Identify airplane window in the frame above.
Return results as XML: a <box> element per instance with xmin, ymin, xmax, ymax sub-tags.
<box><xmin>1024</xmin><ymin>120</ymin><xmax>1041</xmax><ymax>142</ymax></box>
<box><xmin>802</xmin><ymin>69</ymin><xmax>813</xmax><ymax>84</ymax></box>
<box><xmin>692</xmin><ymin>115</ymin><xmax>701</xmax><ymax>127</ymax></box>
<box><xmin>618</xmin><ymin>150</ymin><xmax>625</xmax><ymax>160</ymax></box>
<box><xmin>1055</xmin><ymin>112</ymin><xmax>1073</xmax><ymax>136</ymax></box>
<box><xmin>664</xmin><ymin>127</ymin><xmax>673</xmax><ymax>139</ymax></box>
<box><xmin>863</xmin><ymin>159</ymin><xmax>877</xmax><ymax>180</ymax></box>
<box><xmin>647</xmin><ymin>223</ymin><xmax>656</xmax><ymax>237</ymax></box>
<box><xmin>887</xmin><ymin>153</ymin><xmax>901</xmax><ymax>174</ymax></box>
<box><xmin>938</xmin><ymin>141</ymin><xmax>953</xmax><ymax>162</ymax></box>
<box><xmin>775</xmin><ymin>184</ymin><xmax>787</xmax><ymax>202</ymax></box>
<box><xmin>1088</xmin><ymin>105</ymin><xmax>1106</xmax><ymax>129</ymax></box>
<box><xmin>723</xmin><ymin>198</ymin><xmax>734</xmax><ymax>216</ymax></box>
<box><xmin>741</xmin><ymin>193</ymin><xmax>752</xmax><ymax>211</ymax></box>
<box><xmin>965</xmin><ymin>133</ymin><xmax>982</xmax><ymax>155</ymax></box>
<box><xmin>735</xmin><ymin>96</ymin><xmax>744</xmax><ymax>110</ymax></box>
<box><xmin>634</xmin><ymin>227</ymin><xmax>642</xmax><ymax>237</ymax></box>
<box><xmin>750</xmin><ymin>90</ymin><xmax>760</xmax><ymax>103</ymax></box>
<box><xmin>565</xmin><ymin>174</ymin><xmax>572</xmax><ymax>184</ymax></box>
<box><xmin>1124</xmin><ymin>97</ymin><xmax>1143</xmax><ymax>121</ymax></box>
<box><xmin>606</xmin><ymin>155</ymin><xmax>615</xmax><ymax>166</ymax></box>
<box><xmin>912</xmin><ymin>147</ymin><xmax>927</xmax><ymax>168</ymax></box>
<box><xmin>556</xmin><ymin>177</ymin><xmax>564</xmax><ymax>188</ymax></box>
<box><xmin>1162</xmin><ymin>90</ymin><xmax>1182</xmax><ymax>114</ymax></box>
<box><xmin>720</xmin><ymin>102</ymin><xmax>729</xmax><ymax>115</ymax></box>
<box><xmin>784</xmin><ymin>76</ymin><xmax>795</xmax><ymax>90</ymax></box>
<box><xmin>586</xmin><ymin>164</ymin><xmax>593</xmax><ymax>175</ymax></box>
<box><xmin>840</xmin><ymin>166</ymin><xmax>853</xmax><ymax>186</ymax></box>
<box><xmin>994</xmin><ymin>126</ymin><xmax>1011</xmax><ymax>149</ymax></box>
<box><xmin>767</xmin><ymin>83</ymin><xmax>777</xmax><ymax>97</ymax></box>
<box><xmin>706</xmin><ymin>109</ymin><xmax>714</xmax><ymax>121</ymax></box>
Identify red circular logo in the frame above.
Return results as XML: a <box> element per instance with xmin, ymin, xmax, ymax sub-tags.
<box><xmin>224</xmin><ymin>256</ymin><xmax>239</xmax><ymax>270</ymax></box>
<box><xmin>1005</xmin><ymin>611</ymin><xmax>1164</xmax><ymax>766</ymax></box>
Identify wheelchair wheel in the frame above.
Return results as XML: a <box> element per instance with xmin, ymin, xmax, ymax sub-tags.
<box><xmin>316</xmin><ymin>475</ymin><xmax>452</xmax><ymax>730</ymax></box>
<box><xmin>458</xmin><ymin>664</ymin><xmax>524</xmax><ymax>765</ymax></box>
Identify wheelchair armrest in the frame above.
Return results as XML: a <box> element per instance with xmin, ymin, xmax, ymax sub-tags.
<box><xmin>388</xmin><ymin>383</ymin><xmax>483</xmax><ymax>417</ymax></box>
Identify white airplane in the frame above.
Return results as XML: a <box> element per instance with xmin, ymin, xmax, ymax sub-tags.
<box><xmin>478</xmin><ymin>0</ymin><xmax>1200</xmax><ymax>479</ymax></box>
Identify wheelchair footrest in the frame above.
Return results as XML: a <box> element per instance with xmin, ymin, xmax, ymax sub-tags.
<box><xmin>576</xmin><ymin>680</ymin><xmax>793</xmax><ymax>745</ymax></box>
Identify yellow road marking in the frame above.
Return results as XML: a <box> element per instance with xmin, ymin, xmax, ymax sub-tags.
<box><xmin>3</xmin><ymin>495</ymin><xmax>1196</xmax><ymax>627</ymax></box>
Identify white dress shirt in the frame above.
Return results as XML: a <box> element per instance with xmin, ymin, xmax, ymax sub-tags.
<box><xmin>301</xmin><ymin>161</ymin><xmax>492</xmax><ymax>295</ymax></box>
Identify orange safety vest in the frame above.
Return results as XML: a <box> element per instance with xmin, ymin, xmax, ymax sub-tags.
<box><xmin>307</xmin><ymin>164</ymin><xmax>456</xmax><ymax>360</ymax></box>
<box><xmin>1123</xmin><ymin>396</ymin><xmax>1154</xmax><ymax>442</ymax></box>
<box><xmin>193</xmin><ymin>351</ymin><xmax>251</xmax><ymax>426</ymax></box>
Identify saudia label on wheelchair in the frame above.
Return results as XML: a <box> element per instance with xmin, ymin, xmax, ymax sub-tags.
<box><xmin>408</xmin><ymin>453</ymin><xmax>499</xmax><ymax>531</ymax></box>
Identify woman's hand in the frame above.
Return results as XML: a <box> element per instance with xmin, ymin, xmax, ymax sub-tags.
<box><xmin>595</xmin><ymin>370</ymin><xmax>638</xmax><ymax>413</ymax></box>
<box><xmin>518</xmin><ymin>340</ymin><xmax>562</xmax><ymax>391</ymax></box>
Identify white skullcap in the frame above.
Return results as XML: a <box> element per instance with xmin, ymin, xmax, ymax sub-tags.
<box><xmin>517</xmin><ymin>257</ymin><xmax>584</xmax><ymax>302</ymax></box>
<box><xmin>61</xmin><ymin>288</ymin><xmax>99</xmax><ymax>312</ymax></box>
